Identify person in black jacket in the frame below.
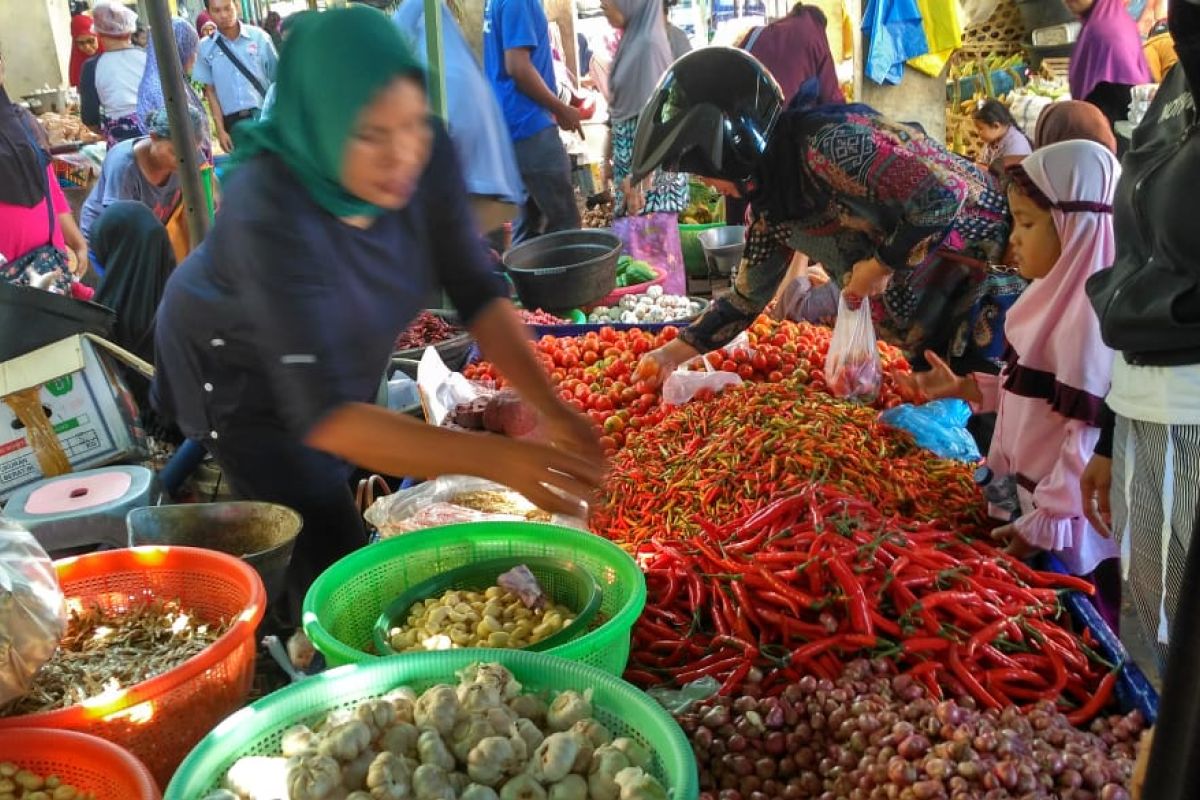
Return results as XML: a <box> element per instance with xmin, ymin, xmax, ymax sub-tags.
<box><xmin>1081</xmin><ymin>0</ymin><xmax>1200</xmax><ymax>671</ymax></box>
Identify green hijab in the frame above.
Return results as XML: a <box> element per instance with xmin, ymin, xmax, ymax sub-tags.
<box><xmin>232</xmin><ymin>5</ymin><xmax>424</xmax><ymax>218</ymax></box>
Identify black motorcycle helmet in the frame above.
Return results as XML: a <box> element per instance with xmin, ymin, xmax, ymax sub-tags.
<box><xmin>631</xmin><ymin>47</ymin><xmax>784</xmax><ymax>193</ymax></box>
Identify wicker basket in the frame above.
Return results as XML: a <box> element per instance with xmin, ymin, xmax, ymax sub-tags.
<box><xmin>957</xmin><ymin>0</ymin><xmax>1026</xmax><ymax>58</ymax></box>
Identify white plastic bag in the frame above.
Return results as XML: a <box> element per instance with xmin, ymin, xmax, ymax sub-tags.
<box><xmin>364</xmin><ymin>476</ymin><xmax>587</xmax><ymax>538</ymax></box>
<box><xmin>824</xmin><ymin>295</ymin><xmax>882</xmax><ymax>402</ymax></box>
<box><xmin>662</xmin><ymin>332</ymin><xmax>751</xmax><ymax>405</ymax></box>
<box><xmin>0</xmin><ymin>519</ymin><xmax>66</xmax><ymax>706</ymax></box>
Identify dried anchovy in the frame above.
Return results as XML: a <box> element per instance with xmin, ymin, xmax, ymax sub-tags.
<box><xmin>451</xmin><ymin>490</ymin><xmax>551</xmax><ymax>522</ymax></box>
<box><xmin>1</xmin><ymin>598</ymin><xmax>230</xmax><ymax>717</ymax></box>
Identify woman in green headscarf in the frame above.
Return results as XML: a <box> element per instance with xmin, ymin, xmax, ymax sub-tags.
<box><xmin>153</xmin><ymin>6</ymin><xmax>603</xmax><ymax>620</ymax></box>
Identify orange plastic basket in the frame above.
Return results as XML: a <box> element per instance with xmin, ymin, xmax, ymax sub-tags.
<box><xmin>0</xmin><ymin>546</ymin><xmax>266</xmax><ymax>788</ymax></box>
<box><xmin>0</xmin><ymin>728</ymin><xmax>161</xmax><ymax>800</ymax></box>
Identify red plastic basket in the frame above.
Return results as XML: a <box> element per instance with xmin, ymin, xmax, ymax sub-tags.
<box><xmin>0</xmin><ymin>728</ymin><xmax>160</xmax><ymax>799</ymax></box>
<box><xmin>0</xmin><ymin>546</ymin><xmax>266</xmax><ymax>788</ymax></box>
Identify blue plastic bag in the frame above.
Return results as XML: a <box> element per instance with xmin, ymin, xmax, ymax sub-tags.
<box><xmin>879</xmin><ymin>399</ymin><xmax>981</xmax><ymax>462</ymax></box>
<box><xmin>862</xmin><ymin>0</ymin><xmax>930</xmax><ymax>85</ymax></box>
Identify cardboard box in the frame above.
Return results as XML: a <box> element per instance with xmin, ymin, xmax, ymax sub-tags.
<box><xmin>0</xmin><ymin>335</ymin><xmax>147</xmax><ymax>503</ymax></box>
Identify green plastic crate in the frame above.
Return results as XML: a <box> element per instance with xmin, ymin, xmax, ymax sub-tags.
<box><xmin>302</xmin><ymin>522</ymin><xmax>647</xmax><ymax>675</ymax></box>
<box><xmin>165</xmin><ymin>649</ymin><xmax>699</xmax><ymax>800</ymax></box>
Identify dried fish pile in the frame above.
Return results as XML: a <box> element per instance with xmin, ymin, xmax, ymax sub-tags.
<box><xmin>1</xmin><ymin>598</ymin><xmax>230</xmax><ymax>717</ymax></box>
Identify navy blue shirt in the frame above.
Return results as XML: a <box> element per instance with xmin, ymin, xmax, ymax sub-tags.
<box><xmin>152</xmin><ymin>124</ymin><xmax>506</xmax><ymax>442</ymax></box>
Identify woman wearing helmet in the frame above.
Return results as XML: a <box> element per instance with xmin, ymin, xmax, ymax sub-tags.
<box><xmin>633</xmin><ymin>48</ymin><xmax>1012</xmax><ymax>380</ymax></box>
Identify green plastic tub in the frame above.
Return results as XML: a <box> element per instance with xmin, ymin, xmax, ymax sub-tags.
<box><xmin>302</xmin><ymin>522</ymin><xmax>646</xmax><ymax>675</ymax></box>
<box><xmin>165</xmin><ymin>649</ymin><xmax>699</xmax><ymax>800</ymax></box>
<box><xmin>679</xmin><ymin>222</ymin><xmax>724</xmax><ymax>277</ymax></box>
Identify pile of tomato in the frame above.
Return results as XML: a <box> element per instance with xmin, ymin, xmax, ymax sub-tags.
<box><xmin>462</xmin><ymin>317</ymin><xmax>919</xmax><ymax>454</ymax></box>
<box><xmin>464</xmin><ymin>326</ymin><xmax>676</xmax><ymax>452</ymax></box>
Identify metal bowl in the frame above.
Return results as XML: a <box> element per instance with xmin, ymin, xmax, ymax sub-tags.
<box><xmin>503</xmin><ymin>229</ymin><xmax>622</xmax><ymax>311</ymax></box>
<box><xmin>698</xmin><ymin>225</ymin><xmax>747</xmax><ymax>276</ymax></box>
<box><xmin>127</xmin><ymin>502</ymin><xmax>301</xmax><ymax>603</ymax></box>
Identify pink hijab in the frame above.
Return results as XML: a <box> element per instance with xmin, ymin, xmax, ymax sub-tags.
<box><xmin>1068</xmin><ymin>0</ymin><xmax>1151</xmax><ymax>102</ymax></box>
<box><xmin>1003</xmin><ymin>140</ymin><xmax>1119</xmax><ymax>426</ymax></box>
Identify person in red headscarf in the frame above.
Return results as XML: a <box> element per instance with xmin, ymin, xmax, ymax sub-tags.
<box><xmin>68</xmin><ymin>13</ymin><xmax>102</xmax><ymax>88</ymax></box>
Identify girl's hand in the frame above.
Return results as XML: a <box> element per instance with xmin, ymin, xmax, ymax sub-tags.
<box><xmin>1081</xmin><ymin>455</ymin><xmax>1114</xmax><ymax>537</ymax></box>
<box><xmin>990</xmin><ymin>523</ymin><xmax>1041</xmax><ymax>560</ymax></box>
<box><xmin>900</xmin><ymin>351</ymin><xmax>984</xmax><ymax>404</ymax></box>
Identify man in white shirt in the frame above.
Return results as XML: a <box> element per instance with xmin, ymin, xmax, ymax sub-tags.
<box><xmin>193</xmin><ymin>0</ymin><xmax>278</xmax><ymax>152</ymax></box>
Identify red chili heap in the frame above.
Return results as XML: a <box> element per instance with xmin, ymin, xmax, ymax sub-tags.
<box><xmin>594</xmin><ymin>379</ymin><xmax>984</xmax><ymax>540</ymax></box>
<box><xmin>622</xmin><ymin>483</ymin><xmax>1117</xmax><ymax>724</ymax></box>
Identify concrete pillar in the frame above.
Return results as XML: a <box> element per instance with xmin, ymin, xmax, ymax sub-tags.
<box><xmin>860</xmin><ymin>67</ymin><xmax>948</xmax><ymax>142</ymax></box>
<box><xmin>0</xmin><ymin>0</ymin><xmax>73</xmax><ymax>97</ymax></box>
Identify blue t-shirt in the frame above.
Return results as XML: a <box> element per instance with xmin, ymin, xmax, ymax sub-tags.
<box><xmin>483</xmin><ymin>0</ymin><xmax>557</xmax><ymax>142</ymax></box>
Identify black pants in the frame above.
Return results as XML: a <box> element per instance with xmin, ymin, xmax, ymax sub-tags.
<box><xmin>204</xmin><ymin>424</ymin><xmax>367</xmax><ymax>626</ymax></box>
<box><xmin>222</xmin><ymin>109</ymin><xmax>259</xmax><ymax>136</ymax></box>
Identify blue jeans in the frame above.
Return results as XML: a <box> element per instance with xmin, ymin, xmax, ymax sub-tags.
<box><xmin>511</xmin><ymin>125</ymin><xmax>580</xmax><ymax>244</ymax></box>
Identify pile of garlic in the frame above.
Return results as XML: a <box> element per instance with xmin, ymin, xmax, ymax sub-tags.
<box><xmin>588</xmin><ymin>288</ymin><xmax>703</xmax><ymax>325</ymax></box>
<box><xmin>204</xmin><ymin>663</ymin><xmax>668</xmax><ymax>800</ymax></box>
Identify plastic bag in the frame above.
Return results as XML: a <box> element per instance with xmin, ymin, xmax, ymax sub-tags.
<box><xmin>879</xmin><ymin>399</ymin><xmax>982</xmax><ymax>462</ymax></box>
<box><xmin>825</xmin><ymin>295</ymin><xmax>883</xmax><ymax>402</ymax></box>
<box><xmin>0</xmin><ymin>519</ymin><xmax>66</xmax><ymax>706</ymax></box>
<box><xmin>611</xmin><ymin>211</ymin><xmax>687</xmax><ymax>295</ymax></box>
<box><xmin>364</xmin><ymin>476</ymin><xmax>587</xmax><ymax>538</ymax></box>
<box><xmin>646</xmin><ymin>676</ymin><xmax>721</xmax><ymax>714</ymax></box>
<box><xmin>772</xmin><ymin>272</ymin><xmax>841</xmax><ymax>325</ymax></box>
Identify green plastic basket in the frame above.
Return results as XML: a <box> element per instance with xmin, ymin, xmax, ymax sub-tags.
<box><xmin>679</xmin><ymin>222</ymin><xmax>725</xmax><ymax>277</ymax></box>
<box><xmin>303</xmin><ymin>522</ymin><xmax>646</xmax><ymax>674</ymax></box>
<box><xmin>164</xmin><ymin>649</ymin><xmax>700</xmax><ymax>800</ymax></box>
<box><xmin>371</xmin><ymin>555</ymin><xmax>603</xmax><ymax>655</ymax></box>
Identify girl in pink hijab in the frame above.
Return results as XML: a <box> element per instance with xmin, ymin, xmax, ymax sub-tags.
<box><xmin>911</xmin><ymin>140</ymin><xmax>1122</xmax><ymax>625</ymax></box>
<box><xmin>1066</xmin><ymin>0</ymin><xmax>1151</xmax><ymax>123</ymax></box>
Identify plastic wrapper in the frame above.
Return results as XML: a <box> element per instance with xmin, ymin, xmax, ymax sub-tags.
<box><xmin>498</xmin><ymin>565</ymin><xmax>547</xmax><ymax>609</ymax></box>
<box><xmin>879</xmin><ymin>399</ymin><xmax>982</xmax><ymax>462</ymax></box>
<box><xmin>771</xmin><ymin>262</ymin><xmax>840</xmax><ymax>325</ymax></box>
<box><xmin>646</xmin><ymin>677</ymin><xmax>721</xmax><ymax>714</ymax></box>
<box><xmin>663</xmin><ymin>332</ymin><xmax>750</xmax><ymax>405</ymax></box>
<box><xmin>0</xmin><ymin>519</ymin><xmax>66</xmax><ymax>707</ymax></box>
<box><xmin>364</xmin><ymin>476</ymin><xmax>587</xmax><ymax>538</ymax></box>
<box><xmin>825</xmin><ymin>295</ymin><xmax>882</xmax><ymax>402</ymax></box>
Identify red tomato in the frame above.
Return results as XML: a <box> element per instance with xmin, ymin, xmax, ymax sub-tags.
<box><xmin>768</xmin><ymin>370</ymin><xmax>784</xmax><ymax>383</ymax></box>
<box><xmin>568</xmin><ymin>398</ymin><xmax>585</xmax><ymax>413</ymax></box>
<box><xmin>751</xmin><ymin>353</ymin><xmax>768</xmax><ymax>372</ymax></box>
<box><xmin>583</xmin><ymin>351</ymin><xmax>600</xmax><ymax>366</ymax></box>
<box><xmin>722</xmin><ymin>360</ymin><xmax>738</xmax><ymax>373</ymax></box>
<box><xmin>737</xmin><ymin>363</ymin><xmax>754</xmax><ymax>379</ymax></box>
<box><xmin>593</xmin><ymin>395</ymin><xmax>614</xmax><ymax>412</ymax></box>
<box><xmin>599</xmin><ymin>435</ymin><xmax>617</xmax><ymax>452</ymax></box>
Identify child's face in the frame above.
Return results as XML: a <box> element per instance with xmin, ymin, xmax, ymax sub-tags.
<box><xmin>974</xmin><ymin>119</ymin><xmax>1006</xmax><ymax>144</ymax></box>
<box><xmin>1007</xmin><ymin>188</ymin><xmax>1061</xmax><ymax>280</ymax></box>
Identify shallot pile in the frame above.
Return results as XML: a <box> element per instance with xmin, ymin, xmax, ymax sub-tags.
<box><xmin>518</xmin><ymin>309</ymin><xmax>570</xmax><ymax>326</ymax></box>
<box><xmin>678</xmin><ymin>659</ymin><xmax>1144</xmax><ymax>800</ymax></box>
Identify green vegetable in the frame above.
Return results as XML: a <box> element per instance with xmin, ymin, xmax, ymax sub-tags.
<box><xmin>567</xmin><ymin>309</ymin><xmax>587</xmax><ymax>324</ymax></box>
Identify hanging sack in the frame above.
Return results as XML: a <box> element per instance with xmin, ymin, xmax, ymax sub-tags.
<box><xmin>825</xmin><ymin>294</ymin><xmax>882</xmax><ymax>402</ymax></box>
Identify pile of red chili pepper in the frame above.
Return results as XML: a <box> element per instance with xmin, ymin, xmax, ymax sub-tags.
<box><xmin>593</xmin><ymin>379</ymin><xmax>985</xmax><ymax>540</ymax></box>
<box><xmin>623</xmin><ymin>484</ymin><xmax>1119</xmax><ymax>723</ymax></box>
<box><xmin>394</xmin><ymin>311</ymin><xmax>463</xmax><ymax>351</ymax></box>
